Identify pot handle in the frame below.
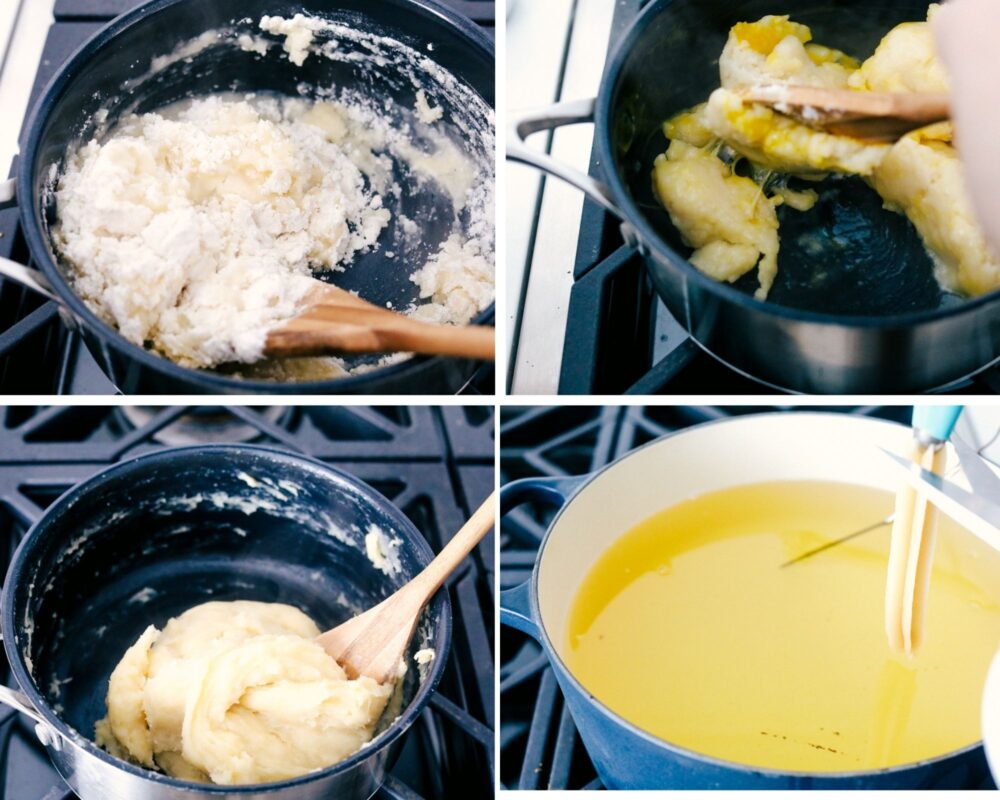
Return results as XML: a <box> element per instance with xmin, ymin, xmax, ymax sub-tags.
<box><xmin>499</xmin><ymin>582</ymin><xmax>537</xmax><ymax>639</ymax></box>
<box><xmin>508</xmin><ymin>98</ymin><xmax>624</xmax><ymax>219</ymax></box>
<box><xmin>499</xmin><ymin>475</ymin><xmax>585</xmax><ymax>641</ymax></box>
<box><xmin>0</xmin><ymin>256</ymin><xmax>59</xmax><ymax>303</ymax></box>
<box><xmin>0</xmin><ymin>684</ymin><xmax>64</xmax><ymax>752</ymax></box>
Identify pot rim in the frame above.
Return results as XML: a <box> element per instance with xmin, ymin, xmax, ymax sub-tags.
<box><xmin>17</xmin><ymin>0</ymin><xmax>495</xmax><ymax>395</ymax></box>
<box><xmin>592</xmin><ymin>0</ymin><xmax>1000</xmax><ymax>331</ymax></box>
<box><xmin>0</xmin><ymin>442</ymin><xmax>453</xmax><ymax>793</ymax></box>
<box><xmin>528</xmin><ymin>411</ymin><xmax>985</xmax><ymax>780</ymax></box>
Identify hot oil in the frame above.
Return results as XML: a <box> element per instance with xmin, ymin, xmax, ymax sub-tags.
<box><xmin>565</xmin><ymin>480</ymin><xmax>1000</xmax><ymax>772</ymax></box>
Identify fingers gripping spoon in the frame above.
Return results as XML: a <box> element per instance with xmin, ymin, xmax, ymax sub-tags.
<box><xmin>885</xmin><ymin>406</ymin><xmax>963</xmax><ymax>655</ymax></box>
<box><xmin>317</xmin><ymin>492</ymin><xmax>495</xmax><ymax>684</ymax></box>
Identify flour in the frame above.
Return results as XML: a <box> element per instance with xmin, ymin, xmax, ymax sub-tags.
<box><xmin>54</xmin><ymin>95</ymin><xmax>391</xmax><ymax>368</ymax></box>
<box><xmin>414</xmin><ymin>89</ymin><xmax>443</xmax><ymax>124</ymax></box>
<box><xmin>410</xmin><ymin>234</ymin><xmax>494</xmax><ymax>325</ymax></box>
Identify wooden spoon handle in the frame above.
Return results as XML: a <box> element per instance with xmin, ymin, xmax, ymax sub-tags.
<box><xmin>405</xmin><ymin>491</ymin><xmax>496</xmax><ymax>606</ymax></box>
<box><xmin>266</xmin><ymin>304</ymin><xmax>495</xmax><ymax>361</ymax></box>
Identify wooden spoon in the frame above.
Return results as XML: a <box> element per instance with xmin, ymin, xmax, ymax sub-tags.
<box><xmin>317</xmin><ymin>491</ymin><xmax>495</xmax><ymax>684</ymax></box>
<box><xmin>265</xmin><ymin>282</ymin><xmax>494</xmax><ymax>362</ymax></box>
<box><xmin>737</xmin><ymin>85</ymin><xmax>950</xmax><ymax>142</ymax></box>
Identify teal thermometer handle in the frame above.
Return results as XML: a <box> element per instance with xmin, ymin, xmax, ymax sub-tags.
<box><xmin>912</xmin><ymin>405</ymin><xmax>963</xmax><ymax>444</ymax></box>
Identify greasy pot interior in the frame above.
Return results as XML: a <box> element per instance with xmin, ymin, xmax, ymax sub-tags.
<box><xmin>26</xmin><ymin>0</ymin><xmax>494</xmax><ymax>382</ymax></box>
<box><xmin>606</xmin><ymin>0</ymin><xmax>973</xmax><ymax>317</ymax></box>
<box><xmin>7</xmin><ymin>447</ymin><xmax>446</xmax><ymax>758</ymax></box>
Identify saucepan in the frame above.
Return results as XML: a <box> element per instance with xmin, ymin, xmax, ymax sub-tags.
<box><xmin>0</xmin><ymin>444</ymin><xmax>451</xmax><ymax>799</ymax></box>
<box><xmin>0</xmin><ymin>0</ymin><xmax>495</xmax><ymax>395</ymax></box>
<box><xmin>509</xmin><ymin>0</ymin><xmax>1000</xmax><ymax>393</ymax></box>
<box><xmin>500</xmin><ymin>413</ymin><xmax>995</xmax><ymax>788</ymax></box>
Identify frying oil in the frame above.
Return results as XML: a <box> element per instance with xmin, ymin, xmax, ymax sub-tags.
<box><xmin>566</xmin><ymin>481</ymin><xmax>1000</xmax><ymax>772</ymax></box>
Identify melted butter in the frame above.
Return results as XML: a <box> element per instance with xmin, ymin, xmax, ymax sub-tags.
<box><xmin>566</xmin><ymin>480</ymin><xmax>1000</xmax><ymax>772</ymax></box>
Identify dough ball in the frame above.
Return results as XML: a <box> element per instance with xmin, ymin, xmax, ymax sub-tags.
<box><xmin>97</xmin><ymin>600</ymin><xmax>397</xmax><ymax>785</ymax></box>
<box><xmin>183</xmin><ymin>635</ymin><xmax>392</xmax><ymax>784</ymax></box>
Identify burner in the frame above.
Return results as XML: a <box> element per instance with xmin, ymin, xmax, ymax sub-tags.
<box><xmin>0</xmin><ymin>405</ymin><xmax>495</xmax><ymax>800</ymax></box>
<box><xmin>114</xmin><ymin>406</ymin><xmax>291</xmax><ymax>445</ymax></box>
<box><xmin>498</xmin><ymin>405</ymin><xmax>999</xmax><ymax>791</ymax></box>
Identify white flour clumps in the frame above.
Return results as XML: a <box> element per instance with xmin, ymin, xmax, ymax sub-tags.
<box><xmin>54</xmin><ymin>95</ymin><xmax>390</xmax><ymax>368</ymax></box>
<box><xmin>259</xmin><ymin>14</ymin><xmax>323</xmax><ymax>66</ymax></box>
<box><xmin>410</xmin><ymin>235</ymin><xmax>494</xmax><ymax>324</ymax></box>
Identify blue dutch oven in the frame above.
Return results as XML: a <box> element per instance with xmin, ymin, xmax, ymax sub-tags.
<box><xmin>500</xmin><ymin>412</ymin><xmax>995</xmax><ymax>789</ymax></box>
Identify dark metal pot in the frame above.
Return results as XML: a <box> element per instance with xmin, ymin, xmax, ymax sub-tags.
<box><xmin>509</xmin><ymin>0</ymin><xmax>1000</xmax><ymax>394</ymax></box>
<box><xmin>0</xmin><ymin>0</ymin><xmax>494</xmax><ymax>395</ymax></box>
<box><xmin>0</xmin><ymin>444</ymin><xmax>451</xmax><ymax>799</ymax></box>
<box><xmin>500</xmin><ymin>413</ymin><xmax>995</xmax><ymax>788</ymax></box>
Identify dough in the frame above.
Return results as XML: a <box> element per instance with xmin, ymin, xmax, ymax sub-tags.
<box><xmin>54</xmin><ymin>96</ymin><xmax>390</xmax><ymax>369</ymax></box>
<box><xmin>719</xmin><ymin>16</ymin><xmax>858</xmax><ymax>90</ymax></box>
<box><xmin>870</xmin><ymin>124</ymin><xmax>1000</xmax><ymax>297</ymax></box>
<box><xmin>54</xmin><ymin>90</ymin><xmax>495</xmax><ymax>373</ymax></box>
<box><xmin>653</xmin><ymin>9</ymin><xmax>1000</xmax><ymax>299</ymax></box>
<box><xmin>708</xmin><ymin>16</ymin><xmax>887</xmax><ymax>176</ymax></box>
<box><xmin>97</xmin><ymin>600</ymin><xmax>396</xmax><ymax>785</ymax></box>
<box><xmin>848</xmin><ymin>5</ymin><xmax>949</xmax><ymax>93</ymax></box>
<box><xmin>703</xmin><ymin>88</ymin><xmax>889</xmax><ymax>177</ymax></box>
<box><xmin>653</xmin><ymin>140</ymin><xmax>779</xmax><ymax>299</ymax></box>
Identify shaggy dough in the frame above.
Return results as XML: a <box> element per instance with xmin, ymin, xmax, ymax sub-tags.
<box><xmin>653</xmin><ymin>140</ymin><xmax>779</xmax><ymax>299</ymax></box>
<box><xmin>54</xmin><ymin>96</ymin><xmax>390</xmax><ymax>369</ymax></box>
<box><xmin>706</xmin><ymin>16</ymin><xmax>887</xmax><ymax>176</ymax></box>
<box><xmin>871</xmin><ymin>123</ymin><xmax>1000</xmax><ymax>297</ymax></box>
<box><xmin>654</xmin><ymin>8</ymin><xmax>1000</xmax><ymax>299</ymax></box>
<box><xmin>848</xmin><ymin>5</ymin><xmax>949</xmax><ymax>93</ymax></box>
<box><xmin>96</xmin><ymin>600</ymin><xmax>396</xmax><ymax>786</ymax></box>
<box><xmin>54</xmin><ymin>89</ymin><xmax>494</xmax><ymax>374</ymax></box>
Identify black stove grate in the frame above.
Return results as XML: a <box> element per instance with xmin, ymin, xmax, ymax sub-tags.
<box><xmin>0</xmin><ymin>0</ymin><xmax>495</xmax><ymax>395</ymax></box>
<box><xmin>496</xmin><ymin>405</ymin><xmax>976</xmax><ymax>791</ymax></box>
<box><xmin>0</xmin><ymin>405</ymin><xmax>495</xmax><ymax>800</ymax></box>
<box><xmin>557</xmin><ymin>0</ymin><xmax>1000</xmax><ymax>396</ymax></box>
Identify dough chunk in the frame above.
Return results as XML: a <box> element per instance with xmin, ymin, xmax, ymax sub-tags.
<box><xmin>704</xmin><ymin>88</ymin><xmax>889</xmax><ymax>176</ymax></box>
<box><xmin>848</xmin><ymin>5</ymin><xmax>949</xmax><ymax>93</ymax></box>
<box><xmin>653</xmin><ymin>141</ymin><xmax>779</xmax><ymax>299</ymax></box>
<box><xmin>97</xmin><ymin>600</ymin><xmax>395</xmax><ymax>785</ymax></box>
<box><xmin>54</xmin><ymin>96</ymin><xmax>390</xmax><ymax>369</ymax></box>
<box><xmin>719</xmin><ymin>16</ymin><xmax>858</xmax><ymax>90</ymax></box>
<box><xmin>709</xmin><ymin>16</ymin><xmax>887</xmax><ymax>176</ymax></box>
<box><xmin>183</xmin><ymin>635</ymin><xmax>392</xmax><ymax>784</ymax></box>
<box><xmin>870</xmin><ymin>124</ymin><xmax>1000</xmax><ymax>297</ymax></box>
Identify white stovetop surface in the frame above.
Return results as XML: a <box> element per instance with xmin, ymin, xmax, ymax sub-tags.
<box><xmin>0</xmin><ymin>0</ymin><xmax>55</xmax><ymax>177</ymax></box>
<box><xmin>506</xmin><ymin>0</ymin><xmax>617</xmax><ymax>395</ymax></box>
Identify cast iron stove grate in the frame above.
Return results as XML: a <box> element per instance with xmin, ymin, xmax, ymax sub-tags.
<box><xmin>0</xmin><ymin>405</ymin><xmax>495</xmax><ymax>800</ymax></box>
<box><xmin>557</xmin><ymin>0</ymin><xmax>1000</xmax><ymax>396</ymax></box>
<box><xmin>498</xmin><ymin>405</ymin><xmax>996</xmax><ymax>790</ymax></box>
<box><xmin>0</xmin><ymin>0</ymin><xmax>495</xmax><ymax>395</ymax></box>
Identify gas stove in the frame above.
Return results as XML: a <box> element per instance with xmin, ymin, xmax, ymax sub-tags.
<box><xmin>0</xmin><ymin>405</ymin><xmax>495</xmax><ymax>800</ymax></box>
<box><xmin>507</xmin><ymin>0</ymin><xmax>1000</xmax><ymax>395</ymax></box>
<box><xmin>498</xmin><ymin>405</ymin><xmax>999</xmax><ymax>790</ymax></box>
<box><xmin>0</xmin><ymin>0</ymin><xmax>495</xmax><ymax>395</ymax></box>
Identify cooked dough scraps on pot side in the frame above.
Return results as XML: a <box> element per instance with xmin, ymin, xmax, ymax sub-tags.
<box><xmin>96</xmin><ymin>600</ymin><xmax>399</xmax><ymax>786</ymax></box>
<box><xmin>54</xmin><ymin>96</ymin><xmax>391</xmax><ymax>369</ymax></box>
